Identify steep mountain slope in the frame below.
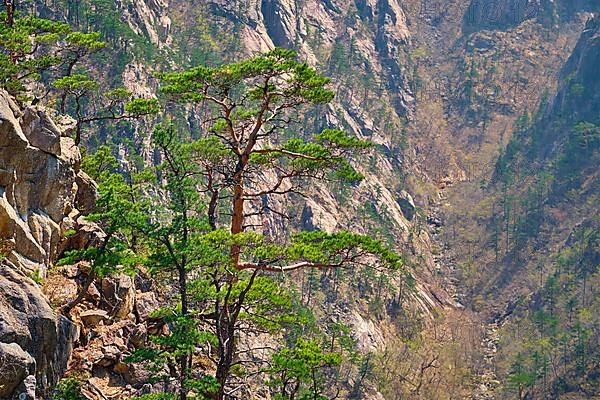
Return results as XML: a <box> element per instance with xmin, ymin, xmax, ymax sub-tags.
<box><xmin>479</xmin><ymin>16</ymin><xmax>599</xmax><ymax>399</ymax></box>
<box><xmin>5</xmin><ymin>1</ymin><xmax>457</xmax><ymax>398</ymax></box>
<box><xmin>1</xmin><ymin>0</ymin><xmax>598</xmax><ymax>398</ymax></box>
<box><xmin>431</xmin><ymin>2</ymin><xmax>599</xmax><ymax>399</ymax></box>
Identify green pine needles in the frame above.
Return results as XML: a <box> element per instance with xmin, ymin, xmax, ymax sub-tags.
<box><xmin>0</xmin><ymin>3</ymin><xmax>158</xmax><ymax>143</ymax></box>
<box><xmin>49</xmin><ymin>43</ymin><xmax>410</xmax><ymax>400</ymax></box>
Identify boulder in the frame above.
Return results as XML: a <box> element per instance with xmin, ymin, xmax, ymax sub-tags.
<box><xmin>65</xmin><ymin>216</ymin><xmax>105</xmax><ymax>252</ymax></box>
<box><xmin>122</xmin><ymin>362</ymin><xmax>152</xmax><ymax>386</ymax></box>
<box><xmin>42</xmin><ymin>272</ymin><xmax>79</xmax><ymax>308</ymax></box>
<box><xmin>0</xmin><ymin>342</ymin><xmax>35</xmax><ymax>398</ymax></box>
<box><xmin>80</xmin><ymin>310</ymin><xmax>110</xmax><ymax>327</ymax></box>
<box><xmin>20</xmin><ymin>107</ymin><xmax>62</xmax><ymax>156</ymax></box>
<box><xmin>97</xmin><ymin>345</ymin><xmax>121</xmax><ymax>367</ymax></box>
<box><xmin>129</xmin><ymin>324</ymin><xmax>148</xmax><ymax>348</ymax></box>
<box><xmin>74</xmin><ymin>171</ymin><xmax>98</xmax><ymax>216</ymax></box>
<box><xmin>85</xmin><ymin>282</ymin><xmax>101</xmax><ymax>303</ymax></box>
<box><xmin>113</xmin><ymin>361</ymin><xmax>129</xmax><ymax>375</ymax></box>
<box><xmin>0</xmin><ymin>265</ymin><xmax>78</xmax><ymax>395</ymax></box>
<box><xmin>134</xmin><ymin>291</ymin><xmax>158</xmax><ymax>322</ymax></box>
<box><xmin>61</xmin><ymin>264</ymin><xmax>81</xmax><ymax>279</ymax></box>
<box><xmin>101</xmin><ymin>275</ymin><xmax>136</xmax><ymax>319</ymax></box>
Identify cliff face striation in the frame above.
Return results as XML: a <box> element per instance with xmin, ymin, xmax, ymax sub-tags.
<box><xmin>550</xmin><ymin>16</ymin><xmax>600</xmax><ymax>126</ymax></box>
<box><xmin>0</xmin><ymin>91</ymin><xmax>97</xmax><ymax>399</ymax></box>
<box><xmin>463</xmin><ymin>0</ymin><xmax>597</xmax><ymax>33</ymax></box>
<box><xmin>210</xmin><ymin>0</ymin><xmax>415</xmax><ymax>117</ymax></box>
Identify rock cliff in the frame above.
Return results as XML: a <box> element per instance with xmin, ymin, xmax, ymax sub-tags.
<box><xmin>0</xmin><ymin>91</ymin><xmax>96</xmax><ymax>399</ymax></box>
<box><xmin>550</xmin><ymin>16</ymin><xmax>600</xmax><ymax>125</ymax></box>
<box><xmin>210</xmin><ymin>0</ymin><xmax>414</xmax><ymax>117</ymax></box>
<box><xmin>463</xmin><ymin>0</ymin><xmax>597</xmax><ymax>33</ymax></box>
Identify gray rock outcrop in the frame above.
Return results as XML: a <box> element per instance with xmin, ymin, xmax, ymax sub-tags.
<box><xmin>463</xmin><ymin>0</ymin><xmax>598</xmax><ymax>33</ymax></box>
<box><xmin>0</xmin><ymin>342</ymin><xmax>35</xmax><ymax>398</ymax></box>
<box><xmin>397</xmin><ymin>190</ymin><xmax>416</xmax><ymax>221</ymax></box>
<box><xmin>550</xmin><ymin>16</ymin><xmax>600</xmax><ymax>124</ymax></box>
<box><xmin>0</xmin><ymin>90</ymin><xmax>94</xmax><ymax>398</ymax></box>
<box><xmin>101</xmin><ymin>275</ymin><xmax>136</xmax><ymax>319</ymax></box>
<box><xmin>261</xmin><ymin>0</ymin><xmax>297</xmax><ymax>48</ymax></box>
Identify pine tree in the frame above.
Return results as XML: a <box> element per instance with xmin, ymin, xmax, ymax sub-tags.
<box><xmin>59</xmin><ymin>147</ymin><xmax>148</xmax><ymax>314</ymax></box>
<box><xmin>126</xmin><ymin>49</ymin><xmax>406</xmax><ymax>400</ymax></box>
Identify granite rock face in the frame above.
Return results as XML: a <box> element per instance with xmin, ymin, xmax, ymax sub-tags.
<box><xmin>463</xmin><ymin>0</ymin><xmax>553</xmax><ymax>32</ymax></box>
<box><xmin>261</xmin><ymin>0</ymin><xmax>297</xmax><ymax>48</ymax></box>
<box><xmin>463</xmin><ymin>0</ymin><xmax>598</xmax><ymax>33</ymax></box>
<box><xmin>210</xmin><ymin>0</ymin><xmax>415</xmax><ymax>117</ymax></box>
<box><xmin>550</xmin><ymin>16</ymin><xmax>600</xmax><ymax>124</ymax></box>
<box><xmin>0</xmin><ymin>90</ymin><xmax>94</xmax><ymax>398</ymax></box>
<box><xmin>0</xmin><ymin>90</ymin><xmax>82</xmax><ymax>277</ymax></box>
<box><xmin>0</xmin><ymin>342</ymin><xmax>35</xmax><ymax>398</ymax></box>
